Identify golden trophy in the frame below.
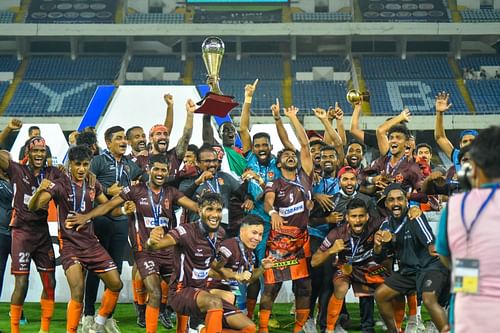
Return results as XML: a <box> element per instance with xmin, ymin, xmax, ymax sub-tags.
<box><xmin>346</xmin><ymin>89</ymin><xmax>370</xmax><ymax>104</ymax></box>
<box><xmin>196</xmin><ymin>37</ymin><xmax>238</xmax><ymax>117</ymax></box>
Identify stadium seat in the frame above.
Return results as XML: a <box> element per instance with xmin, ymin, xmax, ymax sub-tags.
<box><xmin>465</xmin><ymin>80</ymin><xmax>500</xmax><ymax>114</ymax></box>
<box><xmin>0</xmin><ymin>55</ymin><xmax>21</xmax><ymax>72</ymax></box>
<box><xmin>125</xmin><ymin>13</ymin><xmax>184</xmax><ymax>24</ymax></box>
<box><xmin>127</xmin><ymin>55</ymin><xmax>183</xmax><ymax>73</ymax></box>
<box><xmin>292</xmin><ymin>81</ymin><xmax>350</xmax><ymax>115</ymax></box>
<box><xmin>292</xmin><ymin>12</ymin><xmax>352</xmax><ymax>22</ymax></box>
<box><xmin>0</xmin><ymin>10</ymin><xmax>15</xmax><ymax>23</ymax></box>
<box><xmin>460</xmin><ymin>9</ymin><xmax>500</xmax><ymax>22</ymax></box>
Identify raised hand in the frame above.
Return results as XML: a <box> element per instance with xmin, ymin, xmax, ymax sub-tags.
<box><xmin>435</xmin><ymin>91</ymin><xmax>452</xmax><ymax>113</ymax></box>
<box><xmin>7</xmin><ymin>118</ymin><xmax>22</xmax><ymax>130</ymax></box>
<box><xmin>195</xmin><ymin>171</ymin><xmax>214</xmax><ymax>185</ymax></box>
<box><xmin>284</xmin><ymin>105</ymin><xmax>299</xmax><ymax>118</ymax></box>
<box><xmin>399</xmin><ymin>108</ymin><xmax>412</xmax><ymax>122</ymax></box>
<box><xmin>245</xmin><ymin>79</ymin><xmax>259</xmax><ymax>98</ymax></box>
<box><xmin>334</xmin><ymin>102</ymin><xmax>344</xmax><ymax>120</ymax></box>
<box><xmin>164</xmin><ymin>93</ymin><xmax>174</xmax><ymax>106</ymax></box>
<box><xmin>186</xmin><ymin>99</ymin><xmax>197</xmax><ymax>114</ymax></box>
<box><xmin>329</xmin><ymin>239</ymin><xmax>345</xmax><ymax>254</ymax></box>
<box><xmin>271</xmin><ymin>98</ymin><xmax>281</xmax><ymax>120</ymax></box>
<box><xmin>312</xmin><ymin>107</ymin><xmax>328</xmax><ymax>120</ymax></box>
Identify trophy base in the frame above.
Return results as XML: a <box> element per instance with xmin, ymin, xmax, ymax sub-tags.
<box><xmin>195</xmin><ymin>92</ymin><xmax>239</xmax><ymax>117</ymax></box>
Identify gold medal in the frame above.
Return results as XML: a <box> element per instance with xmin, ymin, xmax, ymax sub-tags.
<box><xmin>381</xmin><ymin>230</ymin><xmax>392</xmax><ymax>243</ymax></box>
<box><xmin>342</xmin><ymin>263</ymin><xmax>353</xmax><ymax>275</ymax></box>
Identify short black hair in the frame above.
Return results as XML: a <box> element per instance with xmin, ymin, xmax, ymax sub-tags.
<box><xmin>469</xmin><ymin>126</ymin><xmax>500</xmax><ymax>179</ymax></box>
<box><xmin>346</xmin><ymin>198</ymin><xmax>368</xmax><ymax>213</ymax></box>
<box><xmin>187</xmin><ymin>144</ymin><xmax>199</xmax><ymax>156</ymax></box>
<box><xmin>68</xmin><ymin>145</ymin><xmax>93</xmax><ymax>162</ymax></box>
<box><xmin>276</xmin><ymin>147</ymin><xmax>296</xmax><ymax>162</ymax></box>
<box><xmin>240</xmin><ymin>214</ymin><xmax>265</xmax><ymax>228</ymax></box>
<box><xmin>76</xmin><ymin>131</ymin><xmax>97</xmax><ymax>148</ymax></box>
<box><xmin>309</xmin><ymin>139</ymin><xmax>325</xmax><ymax>148</ymax></box>
<box><xmin>28</xmin><ymin>126</ymin><xmax>40</xmax><ymax>136</ymax></box>
<box><xmin>198</xmin><ymin>192</ymin><xmax>223</xmax><ymax>208</ymax></box>
<box><xmin>387</xmin><ymin>124</ymin><xmax>410</xmax><ymax>140</ymax></box>
<box><xmin>149</xmin><ymin>154</ymin><xmax>169</xmax><ymax>167</ymax></box>
<box><xmin>197</xmin><ymin>143</ymin><xmax>217</xmax><ymax>162</ymax></box>
<box><xmin>320</xmin><ymin>145</ymin><xmax>338</xmax><ymax>157</ymax></box>
<box><xmin>346</xmin><ymin>140</ymin><xmax>366</xmax><ymax>155</ymax></box>
<box><xmin>252</xmin><ymin>132</ymin><xmax>271</xmax><ymax>144</ymax></box>
<box><xmin>104</xmin><ymin>126</ymin><xmax>124</xmax><ymax>142</ymax></box>
<box><xmin>416</xmin><ymin>143</ymin><xmax>432</xmax><ymax>155</ymax></box>
<box><xmin>126</xmin><ymin>126</ymin><xmax>144</xmax><ymax>140</ymax></box>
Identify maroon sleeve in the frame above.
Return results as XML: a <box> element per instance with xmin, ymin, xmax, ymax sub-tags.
<box><xmin>170</xmin><ymin>186</ymin><xmax>186</xmax><ymax>204</ymax></box>
<box><xmin>94</xmin><ymin>180</ymin><xmax>103</xmax><ymax>198</ymax></box>
<box><xmin>45</xmin><ymin>181</ymin><xmax>64</xmax><ymax>201</ymax></box>
<box><xmin>168</xmin><ymin>224</ymin><xmax>190</xmax><ymax>246</ymax></box>
<box><xmin>119</xmin><ymin>185</ymin><xmax>135</xmax><ymax>202</ymax></box>
<box><xmin>218</xmin><ymin>238</ymin><xmax>238</xmax><ymax>266</ymax></box>
<box><xmin>319</xmin><ymin>229</ymin><xmax>339</xmax><ymax>252</ymax></box>
<box><xmin>264</xmin><ymin>180</ymin><xmax>278</xmax><ymax>196</ymax></box>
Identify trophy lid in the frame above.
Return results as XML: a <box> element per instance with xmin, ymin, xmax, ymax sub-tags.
<box><xmin>202</xmin><ymin>37</ymin><xmax>225</xmax><ymax>55</ymax></box>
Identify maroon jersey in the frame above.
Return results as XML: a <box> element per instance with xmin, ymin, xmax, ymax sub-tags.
<box><xmin>47</xmin><ymin>174</ymin><xmax>103</xmax><ymax>249</ymax></box>
<box><xmin>264</xmin><ymin>168</ymin><xmax>313</xmax><ymax>231</ymax></box>
<box><xmin>168</xmin><ymin>222</ymin><xmax>225</xmax><ymax>290</ymax></box>
<box><xmin>126</xmin><ymin>154</ymin><xmax>149</xmax><ymax>172</ymax></box>
<box><xmin>219</xmin><ymin>237</ymin><xmax>255</xmax><ymax>273</ymax></box>
<box><xmin>149</xmin><ymin>149</ymin><xmax>182</xmax><ymax>177</ymax></box>
<box><xmin>6</xmin><ymin>161</ymin><xmax>64</xmax><ymax>230</ymax></box>
<box><xmin>119</xmin><ymin>182</ymin><xmax>184</xmax><ymax>252</ymax></box>
<box><xmin>361</xmin><ymin>156</ymin><xmax>423</xmax><ymax>193</ymax></box>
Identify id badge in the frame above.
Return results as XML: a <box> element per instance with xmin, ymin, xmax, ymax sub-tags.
<box><xmin>453</xmin><ymin>258</ymin><xmax>479</xmax><ymax>294</ymax></box>
<box><xmin>221</xmin><ymin>208</ymin><xmax>229</xmax><ymax>225</ymax></box>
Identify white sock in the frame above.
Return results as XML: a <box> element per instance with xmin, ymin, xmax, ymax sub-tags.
<box><xmin>95</xmin><ymin>314</ymin><xmax>106</xmax><ymax>326</ymax></box>
<box><xmin>417</xmin><ymin>305</ymin><xmax>422</xmax><ymax>317</ymax></box>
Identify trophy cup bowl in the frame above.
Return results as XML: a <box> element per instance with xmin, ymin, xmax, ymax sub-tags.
<box><xmin>202</xmin><ymin>37</ymin><xmax>225</xmax><ymax>94</ymax></box>
<box><xmin>346</xmin><ymin>89</ymin><xmax>370</xmax><ymax>104</ymax></box>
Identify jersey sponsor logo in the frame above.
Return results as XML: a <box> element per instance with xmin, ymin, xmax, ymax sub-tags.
<box><xmin>192</xmin><ymin>268</ymin><xmax>209</xmax><ymax>280</ymax></box>
<box><xmin>272</xmin><ymin>258</ymin><xmax>299</xmax><ymax>268</ymax></box>
<box><xmin>395</xmin><ymin>173</ymin><xmax>404</xmax><ymax>183</ymax></box>
<box><xmin>278</xmin><ymin>201</ymin><xmax>305</xmax><ymax>217</ymax></box>
<box><xmin>139</xmin><ymin>198</ymin><xmax>149</xmax><ymax>205</ymax></box>
<box><xmin>220</xmin><ymin>246</ymin><xmax>232</xmax><ymax>258</ymax></box>
<box><xmin>143</xmin><ymin>216</ymin><xmax>169</xmax><ymax>228</ymax></box>
<box><xmin>22</xmin><ymin>175</ymin><xmax>30</xmax><ymax>185</ymax></box>
<box><xmin>195</xmin><ymin>248</ymin><xmax>204</xmax><ymax>257</ymax></box>
<box><xmin>122</xmin><ymin>186</ymin><xmax>131</xmax><ymax>194</ymax></box>
<box><xmin>89</xmin><ymin>188</ymin><xmax>95</xmax><ymax>202</ymax></box>
<box><xmin>176</xmin><ymin>225</ymin><xmax>186</xmax><ymax>235</ymax></box>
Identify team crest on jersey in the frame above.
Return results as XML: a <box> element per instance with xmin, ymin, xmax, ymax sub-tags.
<box><xmin>267</xmin><ymin>171</ymin><xmax>275</xmax><ymax>180</ymax></box>
<box><xmin>122</xmin><ymin>186</ymin><xmax>131</xmax><ymax>194</ymax></box>
<box><xmin>218</xmin><ymin>178</ymin><xmax>224</xmax><ymax>186</ymax></box>
<box><xmin>88</xmin><ymin>188</ymin><xmax>95</xmax><ymax>202</ymax></box>
<box><xmin>139</xmin><ymin>198</ymin><xmax>148</xmax><ymax>205</ymax></box>
<box><xmin>395</xmin><ymin>173</ymin><xmax>404</xmax><ymax>183</ymax></box>
<box><xmin>220</xmin><ymin>246</ymin><xmax>232</xmax><ymax>258</ymax></box>
<box><xmin>164</xmin><ymin>198</ymin><xmax>170</xmax><ymax>210</ymax></box>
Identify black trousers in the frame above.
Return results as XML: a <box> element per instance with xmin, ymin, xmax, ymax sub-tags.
<box><xmin>0</xmin><ymin>233</ymin><xmax>11</xmax><ymax>297</ymax></box>
<box><xmin>359</xmin><ymin>296</ymin><xmax>375</xmax><ymax>333</ymax></box>
<box><xmin>84</xmin><ymin>216</ymin><xmax>128</xmax><ymax>316</ymax></box>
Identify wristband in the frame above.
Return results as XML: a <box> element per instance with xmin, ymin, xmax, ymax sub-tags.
<box><xmin>367</xmin><ymin>176</ymin><xmax>374</xmax><ymax>184</ymax></box>
<box><xmin>244</xmin><ymin>97</ymin><xmax>253</xmax><ymax>104</ymax></box>
<box><xmin>274</xmin><ymin>117</ymin><xmax>281</xmax><ymax>121</ymax></box>
<box><xmin>147</xmin><ymin>238</ymin><xmax>152</xmax><ymax>247</ymax></box>
<box><xmin>121</xmin><ymin>206</ymin><xmax>127</xmax><ymax>215</ymax></box>
<box><xmin>268</xmin><ymin>209</ymin><xmax>278</xmax><ymax>217</ymax></box>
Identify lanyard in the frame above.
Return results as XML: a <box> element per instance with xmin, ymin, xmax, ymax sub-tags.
<box><xmin>390</xmin><ymin>216</ymin><xmax>408</xmax><ymax>235</ymax></box>
<box><xmin>283</xmin><ymin>175</ymin><xmax>309</xmax><ymax>200</ymax></box>
<box><xmin>205</xmin><ymin>175</ymin><xmax>220</xmax><ymax>194</ymax></box>
<box><xmin>29</xmin><ymin>166</ymin><xmax>45</xmax><ymax>187</ymax></box>
<box><xmin>71</xmin><ymin>180</ymin><xmax>86</xmax><ymax>213</ymax></box>
<box><xmin>104</xmin><ymin>150</ymin><xmax>124</xmax><ymax>183</ymax></box>
<box><xmin>237</xmin><ymin>237</ymin><xmax>254</xmax><ymax>273</ymax></box>
<box><xmin>206</xmin><ymin>233</ymin><xmax>218</xmax><ymax>259</ymax></box>
<box><xmin>322</xmin><ymin>177</ymin><xmax>337</xmax><ymax>195</ymax></box>
<box><xmin>385</xmin><ymin>156</ymin><xmax>406</xmax><ymax>177</ymax></box>
<box><xmin>460</xmin><ymin>185</ymin><xmax>498</xmax><ymax>242</ymax></box>
<box><xmin>348</xmin><ymin>234</ymin><xmax>363</xmax><ymax>264</ymax></box>
<box><xmin>147</xmin><ymin>185</ymin><xmax>164</xmax><ymax>227</ymax></box>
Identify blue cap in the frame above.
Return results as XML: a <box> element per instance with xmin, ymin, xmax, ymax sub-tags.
<box><xmin>460</xmin><ymin>129</ymin><xmax>478</xmax><ymax>139</ymax></box>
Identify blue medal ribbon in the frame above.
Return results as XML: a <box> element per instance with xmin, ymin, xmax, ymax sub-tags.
<box><xmin>104</xmin><ymin>150</ymin><xmax>124</xmax><ymax>183</ymax></box>
<box><xmin>71</xmin><ymin>180</ymin><xmax>86</xmax><ymax>213</ymax></box>
<box><xmin>147</xmin><ymin>185</ymin><xmax>164</xmax><ymax>227</ymax></box>
<box><xmin>460</xmin><ymin>185</ymin><xmax>498</xmax><ymax>241</ymax></box>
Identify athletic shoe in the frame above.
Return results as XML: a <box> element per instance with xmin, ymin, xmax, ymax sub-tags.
<box><xmin>88</xmin><ymin>321</ymin><xmax>105</xmax><ymax>333</ymax></box>
<box><xmin>290</xmin><ymin>303</ymin><xmax>295</xmax><ymax>315</ymax></box>
<box><xmin>81</xmin><ymin>315</ymin><xmax>94</xmax><ymax>333</ymax></box>
<box><xmin>104</xmin><ymin>318</ymin><xmax>121</xmax><ymax>333</ymax></box>
<box><xmin>268</xmin><ymin>318</ymin><xmax>280</xmax><ymax>329</ymax></box>
<box><xmin>334</xmin><ymin>325</ymin><xmax>348</xmax><ymax>333</ymax></box>
<box><xmin>405</xmin><ymin>318</ymin><xmax>418</xmax><ymax>333</ymax></box>
<box><xmin>159</xmin><ymin>311</ymin><xmax>174</xmax><ymax>329</ymax></box>
<box><xmin>136</xmin><ymin>305</ymin><xmax>146</xmax><ymax>328</ymax></box>
<box><xmin>196</xmin><ymin>324</ymin><xmax>206</xmax><ymax>333</ymax></box>
<box><xmin>303</xmin><ymin>318</ymin><xmax>318</xmax><ymax>333</ymax></box>
<box><xmin>424</xmin><ymin>322</ymin><xmax>440</xmax><ymax>333</ymax></box>
<box><xmin>375</xmin><ymin>320</ymin><xmax>388</xmax><ymax>331</ymax></box>
<box><xmin>20</xmin><ymin>311</ymin><xmax>28</xmax><ymax>325</ymax></box>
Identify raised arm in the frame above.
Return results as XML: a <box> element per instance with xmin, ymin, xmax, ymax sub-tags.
<box><xmin>163</xmin><ymin>93</ymin><xmax>174</xmax><ymax>133</ymax></box>
<box><xmin>311</xmin><ymin>239</ymin><xmax>345</xmax><ymax>267</ymax></box>
<box><xmin>0</xmin><ymin>150</ymin><xmax>11</xmax><ymax>171</ymax></box>
<box><xmin>285</xmin><ymin>106</ymin><xmax>313</xmax><ymax>175</ymax></box>
<box><xmin>434</xmin><ymin>91</ymin><xmax>454</xmax><ymax>159</ymax></box>
<box><xmin>313</xmin><ymin>107</ymin><xmax>345</xmax><ymax>165</ymax></box>
<box><xmin>271</xmin><ymin>99</ymin><xmax>294</xmax><ymax>151</ymax></box>
<box><xmin>175</xmin><ymin>99</ymin><xmax>196</xmax><ymax>160</ymax></box>
<box><xmin>334</xmin><ymin>103</ymin><xmax>347</xmax><ymax>145</ymax></box>
<box><xmin>239</xmin><ymin>79</ymin><xmax>259</xmax><ymax>154</ymax></box>
<box><xmin>28</xmin><ymin>179</ymin><xmax>54</xmax><ymax>212</ymax></box>
<box><xmin>202</xmin><ymin>115</ymin><xmax>216</xmax><ymax>145</ymax></box>
<box><xmin>0</xmin><ymin>118</ymin><xmax>22</xmax><ymax>147</ymax></box>
<box><xmin>376</xmin><ymin>108</ymin><xmax>411</xmax><ymax>156</ymax></box>
<box><xmin>177</xmin><ymin>195</ymin><xmax>199</xmax><ymax>213</ymax></box>
<box><xmin>349</xmin><ymin>102</ymin><xmax>365</xmax><ymax>143</ymax></box>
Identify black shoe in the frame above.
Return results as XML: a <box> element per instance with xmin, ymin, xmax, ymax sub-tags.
<box><xmin>136</xmin><ymin>304</ymin><xmax>146</xmax><ymax>328</ymax></box>
<box><xmin>159</xmin><ymin>311</ymin><xmax>174</xmax><ymax>329</ymax></box>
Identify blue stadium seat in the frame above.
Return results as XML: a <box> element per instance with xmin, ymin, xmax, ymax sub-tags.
<box><xmin>0</xmin><ymin>81</ymin><xmax>10</xmax><ymax>102</ymax></box>
<box><xmin>292</xmin><ymin>81</ymin><xmax>350</xmax><ymax>115</ymax></box>
<box><xmin>0</xmin><ymin>55</ymin><xmax>21</xmax><ymax>72</ymax></box>
<box><xmin>460</xmin><ymin>9</ymin><xmax>500</xmax><ymax>22</ymax></box>
<box><xmin>458</xmin><ymin>55</ymin><xmax>500</xmax><ymax>71</ymax></box>
<box><xmin>292</xmin><ymin>56</ymin><xmax>350</xmax><ymax>73</ymax></box>
<box><xmin>124</xmin><ymin>80</ymin><xmax>183</xmax><ymax>85</ymax></box>
<box><xmin>365</xmin><ymin>79</ymin><xmax>469</xmax><ymax>115</ymax></box>
<box><xmin>127</xmin><ymin>55</ymin><xmax>183</xmax><ymax>73</ymax></box>
<box><xmin>0</xmin><ymin>11</ymin><xmax>14</xmax><ymax>23</ymax></box>
<box><xmin>465</xmin><ymin>80</ymin><xmax>500</xmax><ymax>114</ymax></box>
<box><xmin>362</xmin><ymin>56</ymin><xmax>454</xmax><ymax>80</ymax></box>
<box><xmin>292</xmin><ymin>12</ymin><xmax>351</xmax><ymax>22</ymax></box>
<box><xmin>125</xmin><ymin>13</ymin><xmax>184</xmax><ymax>24</ymax></box>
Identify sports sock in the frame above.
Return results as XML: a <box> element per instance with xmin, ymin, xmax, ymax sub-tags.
<box><xmin>40</xmin><ymin>298</ymin><xmax>55</xmax><ymax>331</ymax></box>
<box><xmin>146</xmin><ymin>305</ymin><xmax>160</xmax><ymax>333</ymax></box>
<box><xmin>161</xmin><ymin>280</ymin><xmax>168</xmax><ymax>305</ymax></box>
<box><xmin>246</xmin><ymin>298</ymin><xmax>257</xmax><ymax>319</ymax></box>
<box><xmin>407</xmin><ymin>294</ymin><xmax>417</xmax><ymax>317</ymax></box>
<box><xmin>294</xmin><ymin>309</ymin><xmax>310</xmax><ymax>333</ymax></box>
<box><xmin>205</xmin><ymin>308</ymin><xmax>223</xmax><ymax>333</ymax></box>
<box><xmin>10</xmin><ymin>304</ymin><xmax>23</xmax><ymax>333</ymax></box>
<box><xmin>134</xmin><ymin>278</ymin><xmax>147</xmax><ymax>305</ymax></box>
<box><xmin>326</xmin><ymin>295</ymin><xmax>344</xmax><ymax>331</ymax></box>
<box><xmin>392</xmin><ymin>298</ymin><xmax>405</xmax><ymax>330</ymax></box>
<box><xmin>258</xmin><ymin>309</ymin><xmax>271</xmax><ymax>333</ymax></box>
<box><xmin>176</xmin><ymin>314</ymin><xmax>189</xmax><ymax>333</ymax></box>
<box><xmin>67</xmin><ymin>299</ymin><xmax>83</xmax><ymax>333</ymax></box>
<box><xmin>98</xmin><ymin>289</ymin><xmax>120</xmax><ymax>319</ymax></box>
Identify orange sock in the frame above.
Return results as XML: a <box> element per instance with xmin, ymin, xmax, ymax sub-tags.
<box><xmin>392</xmin><ymin>298</ymin><xmax>406</xmax><ymax>330</ymax></box>
<box><xmin>134</xmin><ymin>278</ymin><xmax>147</xmax><ymax>305</ymax></box>
<box><xmin>176</xmin><ymin>314</ymin><xmax>189</xmax><ymax>333</ymax></box>
<box><xmin>259</xmin><ymin>309</ymin><xmax>271</xmax><ymax>333</ymax></box>
<box><xmin>326</xmin><ymin>295</ymin><xmax>344</xmax><ymax>331</ymax></box>
<box><xmin>241</xmin><ymin>324</ymin><xmax>257</xmax><ymax>333</ymax></box>
<box><xmin>407</xmin><ymin>294</ymin><xmax>417</xmax><ymax>317</ymax></box>
<box><xmin>67</xmin><ymin>299</ymin><xmax>83</xmax><ymax>333</ymax></box>
<box><xmin>10</xmin><ymin>304</ymin><xmax>23</xmax><ymax>333</ymax></box>
<box><xmin>294</xmin><ymin>309</ymin><xmax>310</xmax><ymax>333</ymax></box>
<box><xmin>146</xmin><ymin>305</ymin><xmax>160</xmax><ymax>333</ymax></box>
<box><xmin>161</xmin><ymin>280</ymin><xmax>168</xmax><ymax>305</ymax></box>
<box><xmin>98</xmin><ymin>289</ymin><xmax>120</xmax><ymax>318</ymax></box>
<box><xmin>205</xmin><ymin>308</ymin><xmax>223</xmax><ymax>333</ymax></box>
<box><xmin>40</xmin><ymin>298</ymin><xmax>55</xmax><ymax>331</ymax></box>
<box><xmin>246</xmin><ymin>299</ymin><xmax>257</xmax><ymax>319</ymax></box>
